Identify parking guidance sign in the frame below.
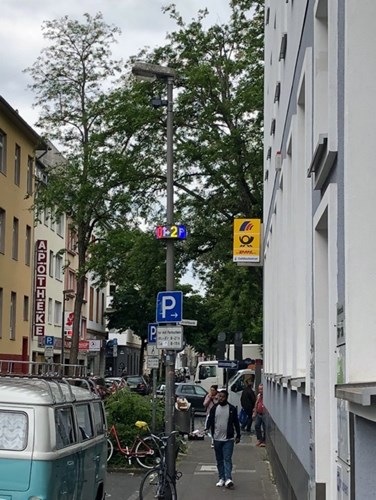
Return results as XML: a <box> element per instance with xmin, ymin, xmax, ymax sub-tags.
<box><xmin>156</xmin><ymin>291</ymin><xmax>183</xmax><ymax>323</ymax></box>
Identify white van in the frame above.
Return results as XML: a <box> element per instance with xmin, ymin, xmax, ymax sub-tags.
<box><xmin>194</xmin><ymin>360</ymin><xmax>255</xmax><ymax>396</ymax></box>
<box><xmin>194</xmin><ymin>360</ymin><xmax>224</xmax><ymax>392</ymax></box>
<box><xmin>226</xmin><ymin>369</ymin><xmax>255</xmax><ymax>410</ymax></box>
<box><xmin>0</xmin><ymin>365</ymin><xmax>107</xmax><ymax>500</ymax></box>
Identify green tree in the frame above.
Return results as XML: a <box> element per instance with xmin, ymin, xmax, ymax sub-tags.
<box><xmin>123</xmin><ymin>0</ymin><xmax>265</xmax><ymax>346</ymax></box>
<box><xmin>25</xmin><ymin>13</ymin><xmax>130</xmax><ymax>365</ymax></box>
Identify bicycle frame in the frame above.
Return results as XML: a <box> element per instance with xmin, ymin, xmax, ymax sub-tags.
<box><xmin>108</xmin><ymin>425</ymin><xmax>157</xmax><ymax>463</ymax></box>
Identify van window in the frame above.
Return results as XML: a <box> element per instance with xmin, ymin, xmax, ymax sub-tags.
<box><xmin>199</xmin><ymin>365</ymin><xmax>217</xmax><ymax>380</ymax></box>
<box><xmin>0</xmin><ymin>411</ymin><xmax>28</xmax><ymax>451</ymax></box>
<box><xmin>76</xmin><ymin>404</ymin><xmax>94</xmax><ymax>441</ymax></box>
<box><xmin>55</xmin><ymin>406</ymin><xmax>76</xmax><ymax>449</ymax></box>
<box><xmin>92</xmin><ymin>401</ymin><xmax>105</xmax><ymax>435</ymax></box>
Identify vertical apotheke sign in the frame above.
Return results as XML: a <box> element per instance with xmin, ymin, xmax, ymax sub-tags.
<box><xmin>34</xmin><ymin>240</ymin><xmax>47</xmax><ymax>336</ymax></box>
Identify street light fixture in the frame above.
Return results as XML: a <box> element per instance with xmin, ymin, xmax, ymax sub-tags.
<box><xmin>61</xmin><ymin>289</ymin><xmax>75</xmax><ymax>370</ymax></box>
<box><xmin>132</xmin><ymin>61</ymin><xmax>177</xmax><ymax>487</ymax></box>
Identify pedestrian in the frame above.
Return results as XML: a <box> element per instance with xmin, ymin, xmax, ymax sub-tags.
<box><xmin>203</xmin><ymin>385</ymin><xmax>219</xmax><ymax>447</ymax></box>
<box><xmin>240</xmin><ymin>375</ymin><xmax>256</xmax><ymax>432</ymax></box>
<box><xmin>253</xmin><ymin>383</ymin><xmax>266</xmax><ymax>447</ymax></box>
<box><xmin>205</xmin><ymin>389</ymin><xmax>241</xmax><ymax>489</ymax></box>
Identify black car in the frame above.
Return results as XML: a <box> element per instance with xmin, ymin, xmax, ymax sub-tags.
<box><xmin>175</xmin><ymin>383</ymin><xmax>208</xmax><ymax>412</ymax></box>
<box><xmin>125</xmin><ymin>375</ymin><xmax>150</xmax><ymax>395</ymax></box>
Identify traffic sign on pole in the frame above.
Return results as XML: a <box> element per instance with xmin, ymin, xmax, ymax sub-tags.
<box><xmin>148</xmin><ymin>323</ymin><xmax>158</xmax><ymax>344</ymax></box>
<box><xmin>179</xmin><ymin>319</ymin><xmax>197</xmax><ymax>327</ymax></box>
<box><xmin>156</xmin><ymin>325</ymin><xmax>183</xmax><ymax>350</ymax></box>
<box><xmin>218</xmin><ymin>360</ymin><xmax>239</xmax><ymax>369</ymax></box>
<box><xmin>156</xmin><ymin>291</ymin><xmax>183</xmax><ymax>323</ymax></box>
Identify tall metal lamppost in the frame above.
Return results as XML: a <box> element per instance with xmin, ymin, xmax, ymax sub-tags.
<box><xmin>132</xmin><ymin>62</ymin><xmax>177</xmax><ymax>485</ymax></box>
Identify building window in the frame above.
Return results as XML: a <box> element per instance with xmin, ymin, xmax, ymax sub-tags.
<box><xmin>10</xmin><ymin>292</ymin><xmax>16</xmax><ymax>340</ymax></box>
<box><xmin>12</xmin><ymin>218</ymin><xmax>19</xmax><ymax>260</ymax></box>
<box><xmin>25</xmin><ymin>225</ymin><xmax>31</xmax><ymax>266</ymax></box>
<box><xmin>56</xmin><ymin>213</ymin><xmax>64</xmax><ymax>237</ymax></box>
<box><xmin>54</xmin><ymin>301</ymin><xmax>62</xmax><ymax>326</ymax></box>
<box><xmin>14</xmin><ymin>144</ymin><xmax>21</xmax><ymax>186</ymax></box>
<box><xmin>55</xmin><ymin>255</ymin><xmax>63</xmax><ymax>281</ymax></box>
<box><xmin>0</xmin><ymin>208</ymin><xmax>5</xmax><ymax>254</ymax></box>
<box><xmin>48</xmin><ymin>298</ymin><xmax>53</xmax><ymax>324</ymax></box>
<box><xmin>49</xmin><ymin>251</ymin><xmax>54</xmax><ymax>277</ymax></box>
<box><xmin>89</xmin><ymin>287</ymin><xmax>94</xmax><ymax>321</ymax></box>
<box><xmin>0</xmin><ymin>131</ymin><xmax>6</xmax><ymax>175</ymax></box>
<box><xmin>81</xmin><ymin>318</ymin><xmax>87</xmax><ymax>339</ymax></box>
<box><xmin>67</xmin><ymin>225</ymin><xmax>77</xmax><ymax>253</ymax></box>
<box><xmin>0</xmin><ymin>288</ymin><xmax>3</xmax><ymax>338</ymax></box>
<box><xmin>68</xmin><ymin>270</ymin><xmax>76</xmax><ymax>292</ymax></box>
<box><xmin>101</xmin><ymin>292</ymin><xmax>105</xmax><ymax>325</ymax></box>
<box><xmin>96</xmin><ymin>289</ymin><xmax>100</xmax><ymax>323</ymax></box>
<box><xmin>23</xmin><ymin>296</ymin><xmax>29</xmax><ymax>321</ymax></box>
<box><xmin>26</xmin><ymin>156</ymin><xmax>33</xmax><ymax>195</ymax></box>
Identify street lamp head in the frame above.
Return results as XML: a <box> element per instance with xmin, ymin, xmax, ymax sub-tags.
<box><xmin>63</xmin><ymin>289</ymin><xmax>75</xmax><ymax>300</ymax></box>
<box><xmin>132</xmin><ymin>61</ymin><xmax>176</xmax><ymax>81</ymax></box>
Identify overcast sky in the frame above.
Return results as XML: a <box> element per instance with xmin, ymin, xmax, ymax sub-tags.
<box><xmin>1</xmin><ymin>0</ymin><xmax>232</xmax><ymax>130</ymax></box>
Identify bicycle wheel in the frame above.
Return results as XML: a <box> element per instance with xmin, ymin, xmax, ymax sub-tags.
<box><xmin>107</xmin><ymin>438</ymin><xmax>114</xmax><ymax>462</ymax></box>
<box><xmin>135</xmin><ymin>436</ymin><xmax>161</xmax><ymax>469</ymax></box>
<box><xmin>139</xmin><ymin>467</ymin><xmax>177</xmax><ymax>500</ymax></box>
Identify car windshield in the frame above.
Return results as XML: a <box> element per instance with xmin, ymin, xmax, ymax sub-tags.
<box><xmin>127</xmin><ymin>377</ymin><xmax>143</xmax><ymax>385</ymax></box>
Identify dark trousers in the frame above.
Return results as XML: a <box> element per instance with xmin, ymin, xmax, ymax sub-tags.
<box><xmin>255</xmin><ymin>413</ymin><xmax>265</xmax><ymax>442</ymax></box>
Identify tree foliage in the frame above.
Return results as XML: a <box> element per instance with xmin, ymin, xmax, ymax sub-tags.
<box><xmin>26</xmin><ymin>13</ymin><xmax>134</xmax><ymax>365</ymax></box>
<box><xmin>110</xmin><ymin>0</ymin><xmax>265</xmax><ymax>348</ymax></box>
<box><xmin>27</xmin><ymin>1</ymin><xmax>265</xmax><ymax>361</ymax></box>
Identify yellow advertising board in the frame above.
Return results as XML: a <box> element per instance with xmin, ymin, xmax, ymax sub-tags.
<box><xmin>233</xmin><ymin>218</ymin><xmax>261</xmax><ymax>264</ymax></box>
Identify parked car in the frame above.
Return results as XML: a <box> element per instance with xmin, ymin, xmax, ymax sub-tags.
<box><xmin>69</xmin><ymin>376</ymin><xmax>109</xmax><ymax>399</ymax></box>
<box><xmin>175</xmin><ymin>382</ymin><xmax>208</xmax><ymax>412</ymax></box>
<box><xmin>104</xmin><ymin>377</ymin><xmax>129</xmax><ymax>392</ymax></box>
<box><xmin>124</xmin><ymin>375</ymin><xmax>150</xmax><ymax>395</ymax></box>
<box><xmin>156</xmin><ymin>384</ymin><xmax>166</xmax><ymax>397</ymax></box>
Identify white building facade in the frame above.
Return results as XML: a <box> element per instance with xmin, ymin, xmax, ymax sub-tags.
<box><xmin>263</xmin><ymin>1</ymin><xmax>376</xmax><ymax>499</ymax></box>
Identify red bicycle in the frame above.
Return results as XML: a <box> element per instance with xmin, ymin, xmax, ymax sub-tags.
<box><xmin>107</xmin><ymin>421</ymin><xmax>161</xmax><ymax>469</ymax></box>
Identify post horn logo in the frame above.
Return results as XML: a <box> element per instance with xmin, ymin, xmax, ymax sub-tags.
<box><xmin>239</xmin><ymin>220</ymin><xmax>255</xmax><ymax>247</ymax></box>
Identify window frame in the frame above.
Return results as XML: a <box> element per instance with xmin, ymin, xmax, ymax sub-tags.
<box><xmin>14</xmin><ymin>144</ymin><xmax>21</xmax><ymax>186</ymax></box>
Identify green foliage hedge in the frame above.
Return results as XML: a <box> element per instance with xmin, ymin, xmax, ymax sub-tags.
<box><xmin>105</xmin><ymin>388</ymin><xmax>165</xmax><ymax>466</ymax></box>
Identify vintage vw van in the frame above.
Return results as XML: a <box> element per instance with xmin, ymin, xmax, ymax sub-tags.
<box><xmin>0</xmin><ymin>375</ymin><xmax>107</xmax><ymax>499</ymax></box>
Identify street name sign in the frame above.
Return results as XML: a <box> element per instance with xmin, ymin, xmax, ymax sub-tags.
<box><xmin>218</xmin><ymin>360</ymin><xmax>239</xmax><ymax>369</ymax></box>
<box><xmin>156</xmin><ymin>291</ymin><xmax>183</xmax><ymax>323</ymax></box>
<box><xmin>157</xmin><ymin>325</ymin><xmax>183</xmax><ymax>350</ymax></box>
<box><xmin>179</xmin><ymin>319</ymin><xmax>197</xmax><ymax>327</ymax></box>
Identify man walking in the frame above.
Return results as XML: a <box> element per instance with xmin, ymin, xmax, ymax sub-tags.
<box><xmin>253</xmin><ymin>383</ymin><xmax>266</xmax><ymax>446</ymax></box>
<box><xmin>206</xmin><ymin>389</ymin><xmax>241</xmax><ymax>488</ymax></box>
<box><xmin>240</xmin><ymin>376</ymin><xmax>256</xmax><ymax>432</ymax></box>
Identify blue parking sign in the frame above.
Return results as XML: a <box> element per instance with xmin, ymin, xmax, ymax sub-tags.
<box><xmin>45</xmin><ymin>336</ymin><xmax>54</xmax><ymax>346</ymax></box>
<box><xmin>156</xmin><ymin>291</ymin><xmax>183</xmax><ymax>323</ymax></box>
<box><xmin>148</xmin><ymin>323</ymin><xmax>158</xmax><ymax>344</ymax></box>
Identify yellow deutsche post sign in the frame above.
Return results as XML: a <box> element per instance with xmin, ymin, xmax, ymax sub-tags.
<box><xmin>233</xmin><ymin>218</ymin><xmax>261</xmax><ymax>263</ymax></box>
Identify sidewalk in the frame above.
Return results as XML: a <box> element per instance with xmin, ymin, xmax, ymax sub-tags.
<box><xmin>175</xmin><ymin>431</ymin><xmax>280</xmax><ymax>500</ymax></box>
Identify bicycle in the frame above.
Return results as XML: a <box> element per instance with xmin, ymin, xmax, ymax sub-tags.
<box><xmin>138</xmin><ymin>430</ymin><xmax>182</xmax><ymax>500</ymax></box>
<box><xmin>107</xmin><ymin>420</ymin><xmax>161</xmax><ymax>469</ymax></box>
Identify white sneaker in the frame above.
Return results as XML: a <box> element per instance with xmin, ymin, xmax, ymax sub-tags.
<box><xmin>216</xmin><ymin>479</ymin><xmax>225</xmax><ymax>487</ymax></box>
<box><xmin>225</xmin><ymin>479</ymin><xmax>234</xmax><ymax>488</ymax></box>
